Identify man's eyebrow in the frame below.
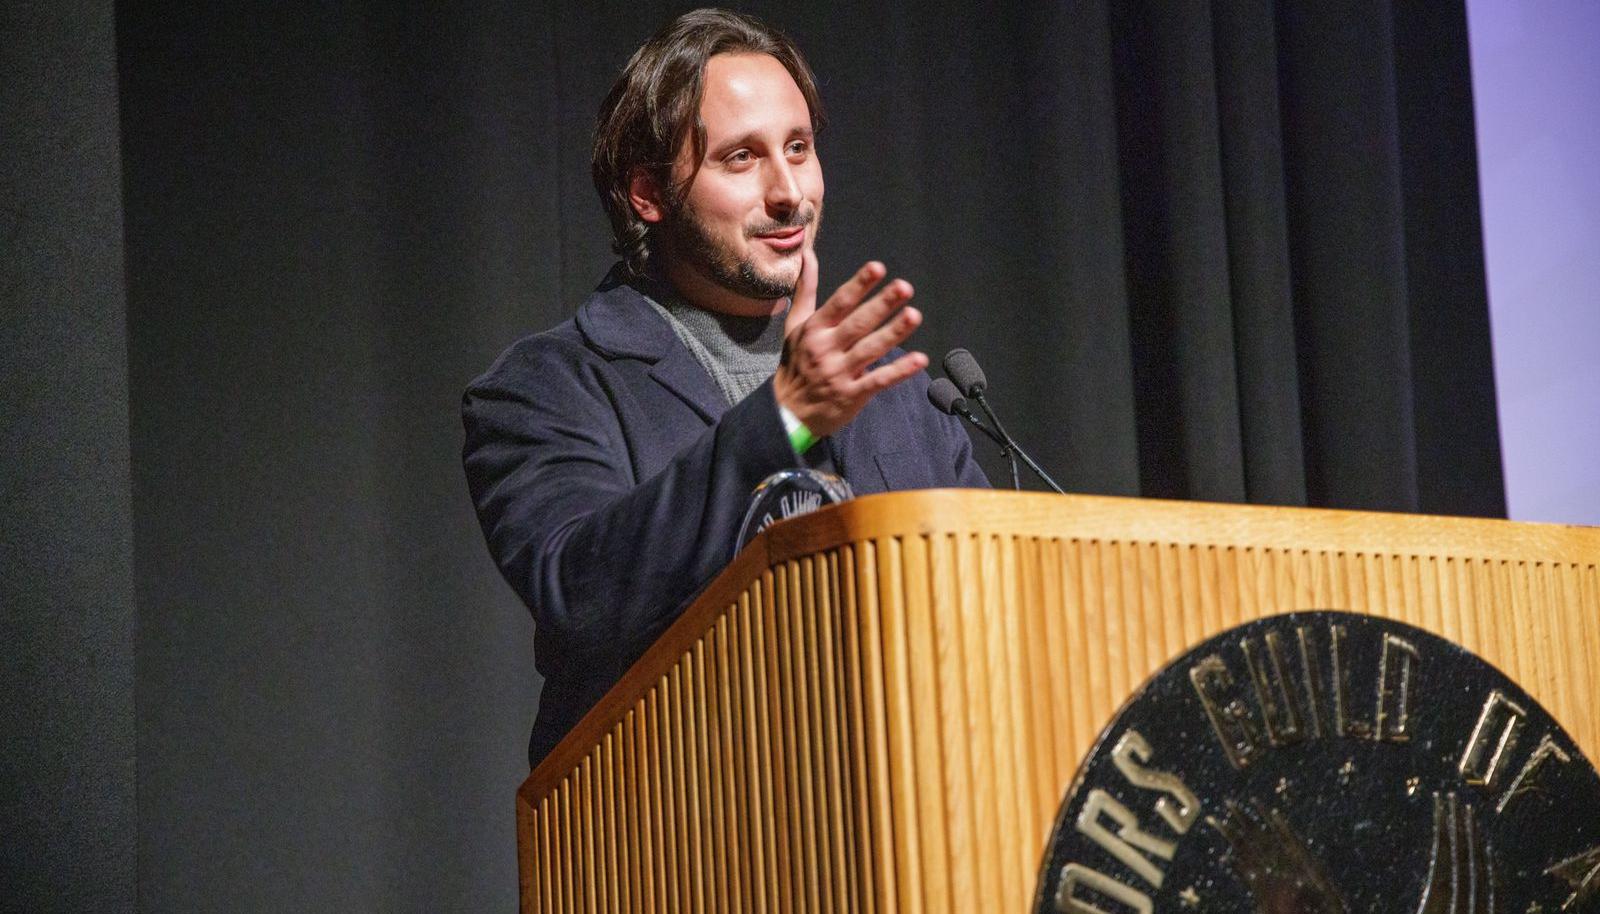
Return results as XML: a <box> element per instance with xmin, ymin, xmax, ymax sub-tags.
<box><xmin>708</xmin><ymin>132</ymin><xmax>762</xmax><ymax>158</ymax></box>
<box><xmin>708</xmin><ymin>126</ymin><xmax>815</xmax><ymax>158</ymax></box>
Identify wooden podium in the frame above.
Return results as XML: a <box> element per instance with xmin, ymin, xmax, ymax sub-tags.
<box><xmin>515</xmin><ymin>490</ymin><xmax>1599</xmax><ymax>912</ymax></box>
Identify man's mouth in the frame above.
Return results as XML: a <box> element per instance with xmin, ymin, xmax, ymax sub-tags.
<box><xmin>755</xmin><ymin>225</ymin><xmax>806</xmax><ymax>252</ymax></box>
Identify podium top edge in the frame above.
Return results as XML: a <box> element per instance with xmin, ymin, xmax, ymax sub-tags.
<box><xmin>760</xmin><ymin>489</ymin><xmax>1599</xmax><ymax>568</ymax></box>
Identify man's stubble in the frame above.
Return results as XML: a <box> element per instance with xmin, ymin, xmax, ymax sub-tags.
<box><xmin>660</xmin><ymin>200</ymin><xmax>822</xmax><ymax>302</ymax></box>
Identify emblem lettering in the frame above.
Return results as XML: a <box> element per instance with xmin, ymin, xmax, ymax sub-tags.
<box><xmin>1459</xmin><ymin>689</ymin><xmax>1528</xmax><ymax>788</ymax></box>
<box><xmin>1075</xmin><ymin>789</ymin><xmax>1176</xmax><ymax>888</ymax></box>
<box><xmin>1053</xmin><ymin>863</ymin><xmax>1153</xmax><ymax>914</ymax></box>
<box><xmin>1296</xmin><ymin>625</ymin><xmax>1330</xmax><ymax>737</ymax></box>
<box><xmin>1190</xmin><ymin>654</ymin><xmax>1261</xmax><ymax>769</ymax></box>
<box><xmin>1241</xmin><ymin>631</ymin><xmax>1306</xmax><ymax>747</ymax></box>
<box><xmin>779</xmin><ymin>490</ymin><xmax>822</xmax><ymax>517</ymax></box>
<box><xmin>1496</xmin><ymin>733</ymin><xmax>1572</xmax><ymax>814</ymax></box>
<box><xmin>1330</xmin><ymin>623</ymin><xmax>1374</xmax><ymax>739</ymax></box>
<box><xmin>1545</xmin><ymin>844</ymin><xmax>1600</xmax><ymax>911</ymax></box>
<box><xmin>1110</xmin><ymin>730</ymin><xmax>1201</xmax><ymax>835</ymax></box>
<box><xmin>1375</xmin><ymin>634</ymin><xmax>1420</xmax><ymax>743</ymax></box>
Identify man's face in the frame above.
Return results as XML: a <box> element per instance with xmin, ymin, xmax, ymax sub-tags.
<box><xmin>655</xmin><ymin>53</ymin><xmax>824</xmax><ymax>307</ymax></box>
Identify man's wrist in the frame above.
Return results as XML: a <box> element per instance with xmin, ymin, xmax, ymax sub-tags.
<box><xmin>777</xmin><ymin>402</ymin><xmax>819</xmax><ymax>455</ymax></box>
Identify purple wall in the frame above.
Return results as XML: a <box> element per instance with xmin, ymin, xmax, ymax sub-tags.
<box><xmin>1468</xmin><ymin>1</ymin><xmax>1600</xmax><ymax>526</ymax></box>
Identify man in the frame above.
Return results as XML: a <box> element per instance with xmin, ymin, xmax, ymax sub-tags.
<box><xmin>463</xmin><ymin>8</ymin><xmax>987</xmax><ymax>768</ymax></box>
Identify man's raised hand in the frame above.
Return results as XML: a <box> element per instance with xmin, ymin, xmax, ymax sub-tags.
<box><xmin>773</xmin><ymin>248</ymin><xmax>929</xmax><ymax>439</ymax></box>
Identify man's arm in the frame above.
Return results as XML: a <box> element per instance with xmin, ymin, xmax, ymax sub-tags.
<box><xmin>463</xmin><ymin>338</ymin><xmax>799</xmax><ymax>675</ymax></box>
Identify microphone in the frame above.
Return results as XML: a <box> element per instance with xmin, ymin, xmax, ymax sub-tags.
<box><xmin>927</xmin><ymin>378</ymin><xmax>1007</xmax><ymax>447</ymax></box>
<box><xmin>943</xmin><ymin>348</ymin><xmax>987</xmax><ymax>397</ymax></box>
<box><xmin>934</xmin><ymin>364</ymin><xmax>1018</xmax><ymax>488</ymax></box>
<box><xmin>941</xmin><ymin>349</ymin><xmax>1066</xmax><ymax>494</ymax></box>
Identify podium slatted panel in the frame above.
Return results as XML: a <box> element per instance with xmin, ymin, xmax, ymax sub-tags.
<box><xmin>518</xmin><ymin>557</ymin><xmax>883</xmax><ymax>912</ymax></box>
<box><xmin>518</xmin><ymin>492</ymin><xmax>1600</xmax><ymax>913</ymax></box>
<box><xmin>855</xmin><ymin>535</ymin><xmax>1600</xmax><ymax>914</ymax></box>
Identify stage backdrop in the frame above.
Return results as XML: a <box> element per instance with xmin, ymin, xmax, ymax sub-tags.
<box><xmin>6</xmin><ymin>0</ymin><xmax>1501</xmax><ymax>910</ymax></box>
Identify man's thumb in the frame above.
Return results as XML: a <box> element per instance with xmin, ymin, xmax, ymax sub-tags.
<box><xmin>785</xmin><ymin>247</ymin><xmax>818</xmax><ymax>334</ymax></box>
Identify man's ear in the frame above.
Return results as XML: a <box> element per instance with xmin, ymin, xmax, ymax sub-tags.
<box><xmin>628</xmin><ymin>169</ymin><xmax>666</xmax><ymax>224</ymax></box>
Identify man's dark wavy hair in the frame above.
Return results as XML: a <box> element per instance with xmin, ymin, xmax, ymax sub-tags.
<box><xmin>592</xmin><ymin>8</ymin><xmax>826</xmax><ymax>278</ymax></box>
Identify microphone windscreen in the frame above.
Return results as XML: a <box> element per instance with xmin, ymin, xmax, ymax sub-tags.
<box><xmin>927</xmin><ymin>377</ymin><xmax>967</xmax><ymax>415</ymax></box>
<box><xmin>943</xmin><ymin>348</ymin><xmax>988</xmax><ymax>397</ymax></box>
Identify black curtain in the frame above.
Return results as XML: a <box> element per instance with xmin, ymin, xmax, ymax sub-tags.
<box><xmin>1</xmin><ymin>3</ymin><xmax>137</xmax><ymax>912</ymax></box>
<box><xmin>4</xmin><ymin>0</ymin><xmax>1501</xmax><ymax>909</ymax></box>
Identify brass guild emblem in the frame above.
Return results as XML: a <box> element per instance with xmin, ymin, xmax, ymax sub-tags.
<box><xmin>1033</xmin><ymin>612</ymin><xmax>1600</xmax><ymax>914</ymax></box>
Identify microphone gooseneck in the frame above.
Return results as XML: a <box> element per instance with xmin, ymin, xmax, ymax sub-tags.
<box><xmin>971</xmin><ymin>389</ymin><xmax>1022</xmax><ymax>490</ymax></box>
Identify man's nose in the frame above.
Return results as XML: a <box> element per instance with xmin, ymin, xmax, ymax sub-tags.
<box><xmin>765</xmin><ymin>158</ymin><xmax>803</xmax><ymax>211</ymax></box>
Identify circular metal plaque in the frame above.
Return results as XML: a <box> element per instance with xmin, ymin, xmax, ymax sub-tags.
<box><xmin>1034</xmin><ymin>611</ymin><xmax>1600</xmax><ymax>914</ymax></box>
<box><xmin>734</xmin><ymin>468</ymin><xmax>853</xmax><ymax>554</ymax></box>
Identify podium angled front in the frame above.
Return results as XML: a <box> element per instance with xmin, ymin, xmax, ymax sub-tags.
<box><xmin>516</xmin><ymin>490</ymin><xmax>1599</xmax><ymax>912</ymax></box>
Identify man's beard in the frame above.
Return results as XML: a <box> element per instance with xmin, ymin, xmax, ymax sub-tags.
<box><xmin>660</xmin><ymin>201</ymin><xmax>820</xmax><ymax>301</ymax></box>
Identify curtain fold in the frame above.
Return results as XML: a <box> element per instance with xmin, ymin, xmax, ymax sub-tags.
<box><xmin>2</xmin><ymin>1</ymin><xmax>137</xmax><ymax>910</ymax></box>
<box><xmin>1393</xmin><ymin>2</ymin><xmax>1505</xmax><ymax>518</ymax></box>
<box><xmin>1277</xmin><ymin>0</ymin><xmax>1422</xmax><ymax>511</ymax></box>
<box><xmin>1114</xmin><ymin>0</ymin><xmax>1249</xmax><ymax>502</ymax></box>
<box><xmin>1213</xmin><ymin>0</ymin><xmax>1307</xmax><ymax>506</ymax></box>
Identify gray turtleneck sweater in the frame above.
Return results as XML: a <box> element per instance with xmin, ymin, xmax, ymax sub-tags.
<box><xmin>643</xmin><ymin>290</ymin><xmax>787</xmax><ymax>407</ymax></box>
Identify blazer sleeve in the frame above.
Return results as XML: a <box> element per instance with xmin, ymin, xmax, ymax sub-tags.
<box><xmin>461</xmin><ymin>336</ymin><xmax>801</xmax><ymax>696</ymax></box>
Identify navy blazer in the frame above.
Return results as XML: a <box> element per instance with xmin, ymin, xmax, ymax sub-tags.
<box><xmin>463</xmin><ymin>268</ymin><xmax>988</xmax><ymax>766</ymax></box>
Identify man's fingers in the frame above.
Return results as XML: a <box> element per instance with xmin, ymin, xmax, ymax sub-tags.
<box><xmin>785</xmin><ymin>247</ymin><xmax>820</xmax><ymax>335</ymax></box>
<box><xmin>834</xmin><ymin>278</ymin><xmax>914</xmax><ymax>346</ymax></box>
<box><xmin>852</xmin><ymin>350</ymin><xmax>928</xmax><ymax>395</ymax></box>
<box><xmin>815</xmin><ymin>261</ymin><xmax>887</xmax><ymax>327</ymax></box>
<box><xmin>844</xmin><ymin>305</ymin><xmax>921</xmax><ymax>371</ymax></box>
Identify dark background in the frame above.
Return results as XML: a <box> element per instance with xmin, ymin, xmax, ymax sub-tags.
<box><xmin>3</xmin><ymin>0</ymin><xmax>1501</xmax><ymax>910</ymax></box>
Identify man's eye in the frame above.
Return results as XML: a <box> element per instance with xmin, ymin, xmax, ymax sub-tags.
<box><xmin>726</xmin><ymin>150</ymin><xmax>753</xmax><ymax>165</ymax></box>
<box><xmin>786</xmin><ymin>142</ymin><xmax>809</xmax><ymax>157</ymax></box>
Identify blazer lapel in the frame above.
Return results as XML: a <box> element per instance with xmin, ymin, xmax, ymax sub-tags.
<box><xmin>647</xmin><ymin>346</ymin><xmax>726</xmax><ymax>424</ymax></box>
<box><xmin>576</xmin><ymin>266</ymin><xmax>728</xmax><ymax>424</ymax></box>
